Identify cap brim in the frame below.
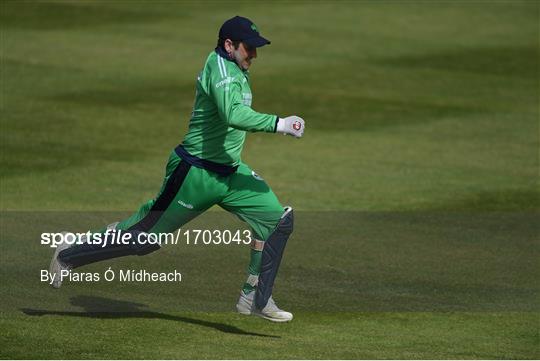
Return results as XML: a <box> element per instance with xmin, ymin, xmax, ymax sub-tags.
<box><xmin>244</xmin><ymin>35</ymin><xmax>271</xmax><ymax>48</ymax></box>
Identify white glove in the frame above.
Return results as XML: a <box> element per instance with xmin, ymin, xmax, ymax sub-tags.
<box><xmin>276</xmin><ymin>116</ymin><xmax>305</xmax><ymax>138</ymax></box>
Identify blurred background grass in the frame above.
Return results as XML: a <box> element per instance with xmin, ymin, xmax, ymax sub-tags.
<box><xmin>1</xmin><ymin>0</ymin><xmax>537</xmax><ymax>211</ymax></box>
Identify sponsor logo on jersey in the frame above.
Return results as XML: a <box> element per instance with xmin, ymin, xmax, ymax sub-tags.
<box><xmin>178</xmin><ymin>200</ymin><xmax>194</xmax><ymax>209</ymax></box>
<box><xmin>216</xmin><ymin>76</ymin><xmax>234</xmax><ymax>88</ymax></box>
<box><xmin>242</xmin><ymin>93</ymin><xmax>252</xmax><ymax>106</ymax></box>
<box><xmin>251</xmin><ymin>171</ymin><xmax>264</xmax><ymax>181</ymax></box>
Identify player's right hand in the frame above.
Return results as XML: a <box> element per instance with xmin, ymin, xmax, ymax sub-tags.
<box><xmin>276</xmin><ymin>116</ymin><xmax>305</xmax><ymax>138</ymax></box>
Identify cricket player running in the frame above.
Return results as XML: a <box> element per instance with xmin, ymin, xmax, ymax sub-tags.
<box><xmin>49</xmin><ymin>16</ymin><xmax>305</xmax><ymax>322</ymax></box>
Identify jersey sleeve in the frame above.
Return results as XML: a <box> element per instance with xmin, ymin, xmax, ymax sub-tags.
<box><xmin>209</xmin><ymin>73</ymin><xmax>277</xmax><ymax>133</ymax></box>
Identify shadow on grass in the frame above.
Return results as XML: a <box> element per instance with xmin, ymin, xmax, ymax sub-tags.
<box><xmin>21</xmin><ymin>295</ymin><xmax>278</xmax><ymax>338</ymax></box>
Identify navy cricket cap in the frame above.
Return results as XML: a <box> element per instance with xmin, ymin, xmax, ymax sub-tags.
<box><xmin>219</xmin><ymin>16</ymin><xmax>271</xmax><ymax>48</ymax></box>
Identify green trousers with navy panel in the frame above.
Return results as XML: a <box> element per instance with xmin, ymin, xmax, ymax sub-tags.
<box><xmin>94</xmin><ymin>150</ymin><xmax>284</xmax><ymax>294</ymax></box>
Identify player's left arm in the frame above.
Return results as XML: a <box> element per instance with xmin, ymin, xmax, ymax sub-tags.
<box><xmin>210</xmin><ymin>78</ymin><xmax>278</xmax><ymax>133</ymax></box>
<box><xmin>208</xmin><ymin>70</ymin><xmax>305</xmax><ymax>137</ymax></box>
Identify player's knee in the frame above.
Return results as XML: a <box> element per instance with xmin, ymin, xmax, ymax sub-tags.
<box><xmin>265</xmin><ymin>206</ymin><xmax>293</xmax><ymax>238</ymax></box>
<box><xmin>251</xmin><ymin>205</ymin><xmax>293</xmax><ymax>241</ymax></box>
<box><xmin>278</xmin><ymin>206</ymin><xmax>294</xmax><ymax>236</ymax></box>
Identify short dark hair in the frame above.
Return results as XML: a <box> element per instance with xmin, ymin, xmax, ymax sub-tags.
<box><xmin>217</xmin><ymin>38</ymin><xmax>241</xmax><ymax>49</ymax></box>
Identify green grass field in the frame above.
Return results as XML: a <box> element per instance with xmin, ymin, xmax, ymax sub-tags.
<box><xmin>1</xmin><ymin>0</ymin><xmax>539</xmax><ymax>359</ymax></box>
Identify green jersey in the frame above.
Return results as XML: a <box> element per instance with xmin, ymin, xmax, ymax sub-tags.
<box><xmin>181</xmin><ymin>50</ymin><xmax>278</xmax><ymax>166</ymax></box>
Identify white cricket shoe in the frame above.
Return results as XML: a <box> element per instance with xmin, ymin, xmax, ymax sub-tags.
<box><xmin>48</xmin><ymin>233</ymin><xmax>72</xmax><ymax>289</ymax></box>
<box><xmin>236</xmin><ymin>290</ymin><xmax>293</xmax><ymax>322</ymax></box>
